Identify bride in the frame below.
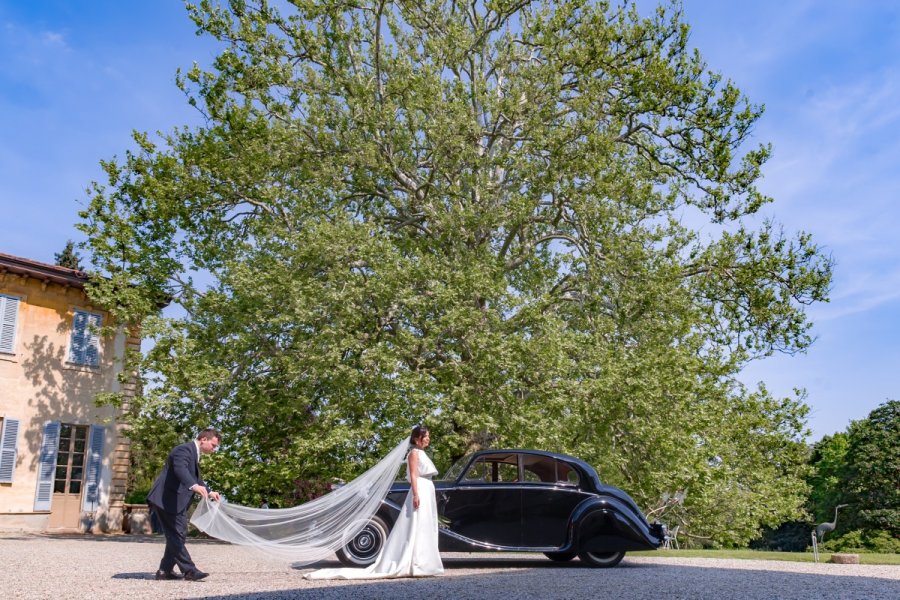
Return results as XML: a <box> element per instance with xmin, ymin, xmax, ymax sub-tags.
<box><xmin>190</xmin><ymin>425</ymin><xmax>443</xmax><ymax>578</ymax></box>
<box><xmin>305</xmin><ymin>425</ymin><xmax>443</xmax><ymax>579</ymax></box>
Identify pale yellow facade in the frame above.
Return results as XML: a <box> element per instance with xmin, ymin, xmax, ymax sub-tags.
<box><xmin>0</xmin><ymin>253</ymin><xmax>136</xmax><ymax>532</ymax></box>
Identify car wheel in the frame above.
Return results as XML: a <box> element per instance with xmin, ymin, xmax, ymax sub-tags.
<box><xmin>336</xmin><ymin>515</ymin><xmax>390</xmax><ymax>566</ymax></box>
<box><xmin>544</xmin><ymin>551</ymin><xmax>577</xmax><ymax>562</ymax></box>
<box><xmin>578</xmin><ymin>550</ymin><xmax>625</xmax><ymax>568</ymax></box>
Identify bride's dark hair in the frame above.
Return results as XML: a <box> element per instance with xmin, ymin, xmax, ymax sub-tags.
<box><xmin>409</xmin><ymin>425</ymin><xmax>429</xmax><ymax>444</ymax></box>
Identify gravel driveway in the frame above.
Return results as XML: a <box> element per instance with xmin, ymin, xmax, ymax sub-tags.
<box><xmin>2</xmin><ymin>533</ymin><xmax>898</xmax><ymax>599</ymax></box>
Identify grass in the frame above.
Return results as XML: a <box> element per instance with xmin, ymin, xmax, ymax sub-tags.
<box><xmin>631</xmin><ymin>549</ymin><xmax>900</xmax><ymax>566</ymax></box>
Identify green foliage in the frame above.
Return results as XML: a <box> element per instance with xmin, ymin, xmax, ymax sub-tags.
<box><xmin>79</xmin><ymin>0</ymin><xmax>832</xmax><ymax>546</ymax></box>
<box><xmin>807</xmin><ymin>432</ymin><xmax>849</xmax><ymax>523</ymax></box>
<box><xmin>634</xmin><ymin>549</ymin><xmax>900</xmax><ymax>565</ymax></box>
<box><xmin>124</xmin><ymin>489</ymin><xmax>150</xmax><ymax>504</ymax></box>
<box><xmin>802</xmin><ymin>400</ymin><xmax>899</xmax><ymax>552</ymax></box>
<box><xmin>749</xmin><ymin>521</ymin><xmax>811</xmax><ymax>552</ymax></box>
<box><xmin>821</xmin><ymin>529</ymin><xmax>900</xmax><ymax>554</ymax></box>
<box><xmin>841</xmin><ymin>400</ymin><xmax>900</xmax><ymax>535</ymax></box>
<box><xmin>54</xmin><ymin>239</ymin><xmax>84</xmax><ymax>271</ymax></box>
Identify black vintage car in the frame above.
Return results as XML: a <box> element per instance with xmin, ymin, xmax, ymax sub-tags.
<box><xmin>337</xmin><ymin>448</ymin><xmax>666</xmax><ymax>568</ymax></box>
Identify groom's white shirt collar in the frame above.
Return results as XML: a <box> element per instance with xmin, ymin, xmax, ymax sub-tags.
<box><xmin>193</xmin><ymin>439</ymin><xmax>201</xmax><ymax>461</ymax></box>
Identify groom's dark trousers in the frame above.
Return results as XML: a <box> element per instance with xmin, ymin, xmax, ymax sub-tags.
<box><xmin>148</xmin><ymin>441</ymin><xmax>205</xmax><ymax>574</ymax></box>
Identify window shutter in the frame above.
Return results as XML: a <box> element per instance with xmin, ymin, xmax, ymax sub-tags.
<box><xmin>82</xmin><ymin>425</ymin><xmax>105</xmax><ymax>511</ymax></box>
<box><xmin>69</xmin><ymin>311</ymin><xmax>88</xmax><ymax>364</ymax></box>
<box><xmin>69</xmin><ymin>310</ymin><xmax>102</xmax><ymax>366</ymax></box>
<box><xmin>0</xmin><ymin>295</ymin><xmax>19</xmax><ymax>354</ymax></box>
<box><xmin>0</xmin><ymin>417</ymin><xmax>20</xmax><ymax>483</ymax></box>
<box><xmin>85</xmin><ymin>313</ymin><xmax>102</xmax><ymax>366</ymax></box>
<box><xmin>34</xmin><ymin>421</ymin><xmax>60</xmax><ymax>511</ymax></box>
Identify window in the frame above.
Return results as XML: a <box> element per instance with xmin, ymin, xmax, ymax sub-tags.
<box><xmin>463</xmin><ymin>453</ymin><xmax>520</xmax><ymax>483</ymax></box>
<box><xmin>68</xmin><ymin>309</ymin><xmax>102</xmax><ymax>366</ymax></box>
<box><xmin>33</xmin><ymin>422</ymin><xmax>104</xmax><ymax>512</ymax></box>
<box><xmin>0</xmin><ymin>294</ymin><xmax>20</xmax><ymax>354</ymax></box>
<box><xmin>521</xmin><ymin>454</ymin><xmax>580</xmax><ymax>486</ymax></box>
<box><xmin>0</xmin><ymin>416</ymin><xmax>21</xmax><ymax>483</ymax></box>
<box><xmin>54</xmin><ymin>424</ymin><xmax>90</xmax><ymax>495</ymax></box>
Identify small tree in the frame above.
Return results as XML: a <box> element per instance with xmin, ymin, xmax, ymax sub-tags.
<box><xmin>54</xmin><ymin>240</ymin><xmax>84</xmax><ymax>271</ymax></box>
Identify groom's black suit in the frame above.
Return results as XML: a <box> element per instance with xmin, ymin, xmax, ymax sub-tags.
<box><xmin>148</xmin><ymin>441</ymin><xmax>207</xmax><ymax>575</ymax></box>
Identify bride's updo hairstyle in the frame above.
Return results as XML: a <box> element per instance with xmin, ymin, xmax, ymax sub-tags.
<box><xmin>410</xmin><ymin>425</ymin><xmax>429</xmax><ymax>445</ymax></box>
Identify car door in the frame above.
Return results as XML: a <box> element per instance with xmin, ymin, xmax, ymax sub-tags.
<box><xmin>439</xmin><ymin>452</ymin><xmax>523</xmax><ymax>548</ymax></box>
<box><xmin>520</xmin><ymin>454</ymin><xmax>589</xmax><ymax>547</ymax></box>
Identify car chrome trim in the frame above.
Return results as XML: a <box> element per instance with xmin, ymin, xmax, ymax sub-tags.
<box><xmin>437</xmin><ymin>527</ymin><xmax>562</xmax><ymax>553</ymax></box>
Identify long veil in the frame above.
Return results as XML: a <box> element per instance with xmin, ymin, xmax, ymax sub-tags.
<box><xmin>190</xmin><ymin>438</ymin><xmax>410</xmax><ymax>565</ymax></box>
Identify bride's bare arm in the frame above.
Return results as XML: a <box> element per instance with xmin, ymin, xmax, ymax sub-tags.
<box><xmin>408</xmin><ymin>449</ymin><xmax>420</xmax><ymax>510</ymax></box>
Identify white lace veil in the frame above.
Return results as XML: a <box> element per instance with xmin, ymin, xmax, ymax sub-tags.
<box><xmin>190</xmin><ymin>438</ymin><xmax>410</xmax><ymax>565</ymax></box>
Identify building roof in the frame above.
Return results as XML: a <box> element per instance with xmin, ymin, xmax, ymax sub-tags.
<box><xmin>0</xmin><ymin>251</ymin><xmax>90</xmax><ymax>289</ymax></box>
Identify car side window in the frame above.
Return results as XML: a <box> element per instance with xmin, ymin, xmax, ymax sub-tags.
<box><xmin>463</xmin><ymin>459</ymin><xmax>489</xmax><ymax>482</ymax></box>
<box><xmin>495</xmin><ymin>462</ymin><xmax>518</xmax><ymax>482</ymax></box>
<box><xmin>462</xmin><ymin>454</ymin><xmax>520</xmax><ymax>483</ymax></box>
<box><xmin>522</xmin><ymin>469</ymin><xmax>542</xmax><ymax>483</ymax></box>
<box><xmin>521</xmin><ymin>454</ymin><xmax>556</xmax><ymax>483</ymax></box>
<box><xmin>521</xmin><ymin>455</ymin><xmax>580</xmax><ymax>486</ymax></box>
<box><xmin>557</xmin><ymin>462</ymin><xmax>580</xmax><ymax>486</ymax></box>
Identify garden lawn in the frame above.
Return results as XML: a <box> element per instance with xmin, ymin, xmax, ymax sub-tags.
<box><xmin>632</xmin><ymin>549</ymin><xmax>900</xmax><ymax>565</ymax></box>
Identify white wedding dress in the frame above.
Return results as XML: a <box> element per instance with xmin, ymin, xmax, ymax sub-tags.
<box><xmin>305</xmin><ymin>448</ymin><xmax>444</xmax><ymax>579</ymax></box>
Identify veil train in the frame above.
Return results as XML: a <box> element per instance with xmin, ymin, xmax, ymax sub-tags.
<box><xmin>190</xmin><ymin>438</ymin><xmax>410</xmax><ymax>565</ymax></box>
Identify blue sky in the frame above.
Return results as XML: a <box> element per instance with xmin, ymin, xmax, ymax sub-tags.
<box><xmin>1</xmin><ymin>1</ymin><xmax>897</xmax><ymax>440</ymax></box>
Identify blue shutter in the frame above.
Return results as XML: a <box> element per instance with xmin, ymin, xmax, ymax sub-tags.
<box><xmin>0</xmin><ymin>417</ymin><xmax>20</xmax><ymax>483</ymax></box>
<box><xmin>69</xmin><ymin>311</ymin><xmax>88</xmax><ymax>364</ymax></box>
<box><xmin>69</xmin><ymin>310</ymin><xmax>102</xmax><ymax>366</ymax></box>
<box><xmin>0</xmin><ymin>295</ymin><xmax>19</xmax><ymax>354</ymax></box>
<box><xmin>85</xmin><ymin>313</ymin><xmax>102</xmax><ymax>366</ymax></box>
<box><xmin>82</xmin><ymin>425</ymin><xmax>105</xmax><ymax>510</ymax></box>
<box><xmin>34</xmin><ymin>421</ymin><xmax>60</xmax><ymax>511</ymax></box>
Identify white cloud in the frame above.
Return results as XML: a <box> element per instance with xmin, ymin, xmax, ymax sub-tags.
<box><xmin>40</xmin><ymin>30</ymin><xmax>67</xmax><ymax>46</ymax></box>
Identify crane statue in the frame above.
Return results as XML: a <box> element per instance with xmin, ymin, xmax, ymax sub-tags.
<box><xmin>815</xmin><ymin>504</ymin><xmax>848</xmax><ymax>543</ymax></box>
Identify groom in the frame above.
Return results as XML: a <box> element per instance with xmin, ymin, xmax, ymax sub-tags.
<box><xmin>147</xmin><ymin>428</ymin><xmax>222</xmax><ymax>581</ymax></box>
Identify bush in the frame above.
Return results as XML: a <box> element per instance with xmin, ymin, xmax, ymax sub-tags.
<box><xmin>821</xmin><ymin>529</ymin><xmax>900</xmax><ymax>554</ymax></box>
<box><xmin>750</xmin><ymin>521</ymin><xmax>812</xmax><ymax>552</ymax></box>
<box><xmin>124</xmin><ymin>489</ymin><xmax>150</xmax><ymax>504</ymax></box>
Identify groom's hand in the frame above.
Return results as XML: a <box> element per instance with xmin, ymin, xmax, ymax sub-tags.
<box><xmin>191</xmin><ymin>484</ymin><xmax>220</xmax><ymax>501</ymax></box>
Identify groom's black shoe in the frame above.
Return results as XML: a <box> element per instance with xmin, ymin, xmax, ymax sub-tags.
<box><xmin>154</xmin><ymin>570</ymin><xmax>182</xmax><ymax>580</ymax></box>
<box><xmin>184</xmin><ymin>569</ymin><xmax>209</xmax><ymax>581</ymax></box>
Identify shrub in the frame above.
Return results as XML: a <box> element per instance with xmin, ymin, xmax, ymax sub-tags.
<box><xmin>750</xmin><ymin>521</ymin><xmax>812</xmax><ymax>552</ymax></box>
<box><xmin>124</xmin><ymin>489</ymin><xmax>150</xmax><ymax>504</ymax></box>
<box><xmin>821</xmin><ymin>529</ymin><xmax>900</xmax><ymax>554</ymax></box>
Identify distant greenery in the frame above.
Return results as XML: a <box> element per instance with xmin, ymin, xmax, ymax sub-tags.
<box><xmin>633</xmin><ymin>549</ymin><xmax>900</xmax><ymax>566</ymax></box>
<box><xmin>54</xmin><ymin>240</ymin><xmax>83</xmax><ymax>270</ymax></box>
<box><xmin>821</xmin><ymin>529</ymin><xmax>900</xmax><ymax>554</ymax></box>
<box><xmin>753</xmin><ymin>400</ymin><xmax>899</xmax><ymax>553</ymax></box>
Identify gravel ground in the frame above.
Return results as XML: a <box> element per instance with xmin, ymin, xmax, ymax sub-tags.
<box><xmin>2</xmin><ymin>533</ymin><xmax>898</xmax><ymax>600</ymax></box>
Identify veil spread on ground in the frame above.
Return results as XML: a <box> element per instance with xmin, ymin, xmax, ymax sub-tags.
<box><xmin>190</xmin><ymin>438</ymin><xmax>410</xmax><ymax>565</ymax></box>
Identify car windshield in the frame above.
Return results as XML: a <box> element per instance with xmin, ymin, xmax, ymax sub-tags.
<box><xmin>440</xmin><ymin>453</ymin><xmax>472</xmax><ymax>481</ymax></box>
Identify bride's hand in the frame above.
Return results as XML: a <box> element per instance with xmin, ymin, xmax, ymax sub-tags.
<box><xmin>413</xmin><ymin>494</ymin><xmax>420</xmax><ymax>510</ymax></box>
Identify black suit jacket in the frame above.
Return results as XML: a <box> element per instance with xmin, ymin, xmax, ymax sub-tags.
<box><xmin>148</xmin><ymin>441</ymin><xmax>205</xmax><ymax>514</ymax></box>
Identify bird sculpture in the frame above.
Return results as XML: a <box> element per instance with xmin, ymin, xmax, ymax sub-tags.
<box><xmin>815</xmin><ymin>504</ymin><xmax>848</xmax><ymax>543</ymax></box>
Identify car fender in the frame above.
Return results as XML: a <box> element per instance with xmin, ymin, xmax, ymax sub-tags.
<box><xmin>569</xmin><ymin>496</ymin><xmax>664</xmax><ymax>552</ymax></box>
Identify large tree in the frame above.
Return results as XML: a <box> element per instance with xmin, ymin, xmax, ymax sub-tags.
<box><xmin>80</xmin><ymin>0</ymin><xmax>831</xmax><ymax>545</ymax></box>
